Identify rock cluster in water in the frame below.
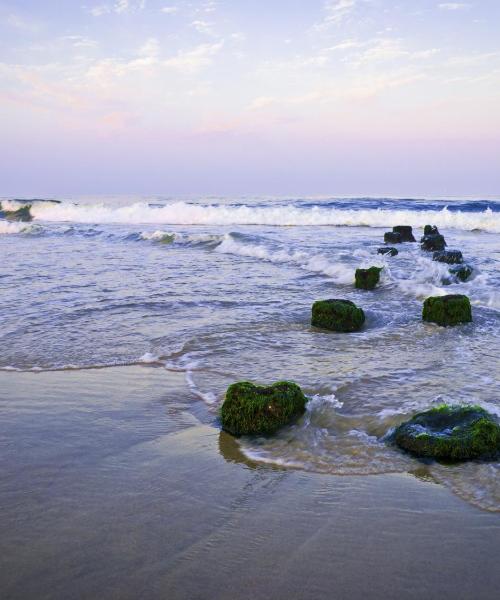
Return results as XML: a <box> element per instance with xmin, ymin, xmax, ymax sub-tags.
<box><xmin>433</xmin><ymin>250</ymin><xmax>463</xmax><ymax>264</ymax></box>
<box><xmin>355</xmin><ymin>266</ymin><xmax>382</xmax><ymax>290</ymax></box>
<box><xmin>392</xmin><ymin>405</ymin><xmax>500</xmax><ymax>461</ymax></box>
<box><xmin>383</xmin><ymin>225</ymin><xmax>416</xmax><ymax>244</ymax></box>
<box><xmin>422</xmin><ymin>294</ymin><xmax>472</xmax><ymax>326</ymax></box>
<box><xmin>421</xmin><ymin>224</ymin><xmax>446</xmax><ymax>251</ymax></box>
<box><xmin>311</xmin><ymin>299</ymin><xmax>365</xmax><ymax>332</ymax></box>
<box><xmin>220</xmin><ymin>381</ymin><xmax>307</xmax><ymax>436</ymax></box>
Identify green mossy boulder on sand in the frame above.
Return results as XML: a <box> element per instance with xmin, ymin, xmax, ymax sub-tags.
<box><xmin>433</xmin><ymin>250</ymin><xmax>463</xmax><ymax>265</ymax></box>
<box><xmin>312</xmin><ymin>299</ymin><xmax>365</xmax><ymax>332</ymax></box>
<box><xmin>392</xmin><ymin>405</ymin><xmax>500</xmax><ymax>461</ymax></box>
<box><xmin>220</xmin><ymin>381</ymin><xmax>307</xmax><ymax>436</ymax></box>
<box><xmin>392</xmin><ymin>226</ymin><xmax>416</xmax><ymax>242</ymax></box>
<box><xmin>384</xmin><ymin>231</ymin><xmax>402</xmax><ymax>244</ymax></box>
<box><xmin>449</xmin><ymin>264</ymin><xmax>473</xmax><ymax>282</ymax></box>
<box><xmin>377</xmin><ymin>247</ymin><xmax>398</xmax><ymax>256</ymax></box>
<box><xmin>0</xmin><ymin>203</ymin><xmax>33</xmax><ymax>222</ymax></box>
<box><xmin>422</xmin><ymin>294</ymin><xmax>472</xmax><ymax>326</ymax></box>
<box><xmin>421</xmin><ymin>233</ymin><xmax>446</xmax><ymax>252</ymax></box>
<box><xmin>355</xmin><ymin>267</ymin><xmax>382</xmax><ymax>290</ymax></box>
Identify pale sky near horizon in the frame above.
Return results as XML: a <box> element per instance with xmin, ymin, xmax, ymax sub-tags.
<box><xmin>1</xmin><ymin>0</ymin><xmax>499</xmax><ymax>197</ymax></box>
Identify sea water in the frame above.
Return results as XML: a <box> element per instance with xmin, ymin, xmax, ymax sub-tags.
<box><xmin>1</xmin><ymin>195</ymin><xmax>499</xmax><ymax>510</ymax></box>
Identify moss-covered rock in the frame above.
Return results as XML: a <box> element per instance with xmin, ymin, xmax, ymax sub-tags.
<box><xmin>392</xmin><ymin>405</ymin><xmax>500</xmax><ymax>461</ymax></box>
<box><xmin>355</xmin><ymin>266</ymin><xmax>382</xmax><ymax>290</ymax></box>
<box><xmin>432</xmin><ymin>250</ymin><xmax>463</xmax><ymax>264</ymax></box>
<box><xmin>220</xmin><ymin>381</ymin><xmax>307</xmax><ymax>436</ymax></box>
<box><xmin>377</xmin><ymin>247</ymin><xmax>398</xmax><ymax>256</ymax></box>
<box><xmin>392</xmin><ymin>225</ymin><xmax>416</xmax><ymax>242</ymax></box>
<box><xmin>0</xmin><ymin>203</ymin><xmax>33</xmax><ymax>222</ymax></box>
<box><xmin>384</xmin><ymin>231</ymin><xmax>402</xmax><ymax>244</ymax></box>
<box><xmin>423</xmin><ymin>225</ymin><xmax>439</xmax><ymax>236</ymax></box>
<box><xmin>422</xmin><ymin>294</ymin><xmax>472</xmax><ymax>326</ymax></box>
<box><xmin>311</xmin><ymin>299</ymin><xmax>365</xmax><ymax>332</ymax></box>
<box><xmin>449</xmin><ymin>264</ymin><xmax>473</xmax><ymax>282</ymax></box>
<box><xmin>421</xmin><ymin>233</ymin><xmax>446</xmax><ymax>251</ymax></box>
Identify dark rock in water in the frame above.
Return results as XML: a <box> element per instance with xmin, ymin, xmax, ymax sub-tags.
<box><xmin>312</xmin><ymin>299</ymin><xmax>365</xmax><ymax>332</ymax></box>
<box><xmin>421</xmin><ymin>233</ymin><xmax>446</xmax><ymax>251</ymax></box>
<box><xmin>355</xmin><ymin>266</ymin><xmax>382</xmax><ymax>290</ymax></box>
<box><xmin>449</xmin><ymin>264</ymin><xmax>473</xmax><ymax>282</ymax></box>
<box><xmin>422</xmin><ymin>294</ymin><xmax>472</xmax><ymax>326</ymax></box>
<box><xmin>384</xmin><ymin>231</ymin><xmax>402</xmax><ymax>244</ymax></box>
<box><xmin>392</xmin><ymin>225</ymin><xmax>416</xmax><ymax>242</ymax></box>
<box><xmin>220</xmin><ymin>381</ymin><xmax>307</xmax><ymax>436</ymax></box>
<box><xmin>0</xmin><ymin>203</ymin><xmax>33</xmax><ymax>222</ymax></box>
<box><xmin>432</xmin><ymin>250</ymin><xmax>463</xmax><ymax>265</ymax></box>
<box><xmin>377</xmin><ymin>247</ymin><xmax>398</xmax><ymax>256</ymax></box>
<box><xmin>392</xmin><ymin>405</ymin><xmax>500</xmax><ymax>461</ymax></box>
<box><xmin>423</xmin><ymin>225</ymin><xmax>439</xmax><ymax>236</ymax></box>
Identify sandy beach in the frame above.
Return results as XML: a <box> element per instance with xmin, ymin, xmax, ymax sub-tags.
<box><xmin>1</xmin><ymin>366</ymin><xmax>499</xmax><ymax>600</ymax></box>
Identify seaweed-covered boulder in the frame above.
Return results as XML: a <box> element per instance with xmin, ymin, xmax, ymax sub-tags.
<box><xmin>449</xmin><ymin>264</ymin><xmax>473</xmax><ymax>282</ymax></box>
<box><xmin>433</xmin><ymin>250</ymin><xmax>463</xmax><ymax>265</ymax></box>
<box><xmin>312</xmin><ymin>299</ymin><xmax>365</xmax><ymax>332</ymax></box>
<box><xmin>0</xmin><ymin>203</ymin><xmax>33</xmax><ymax>222</ymax></box>
<box><xmin>377</xmin><ymin>247</ymin><xmax>398</xmax><ymax>257</ymax></box>
<box><xmin>392</xmin><ymin>226</ymin><xmax>416</xmax><ymax>242</ymax></box>
<box><xmin>384</xmin><ymin>231</ymin><xmax>402</xmax><ymax>244</ymax></box>
<box><xmin>355</xmin><ymin>266</ymin><xmax>382</xmax><ymax>290</ymax></box>
<box><xmin>422</xmin><ymin>294</ymin><xmax>472</xmax><ymax>326</ymax></box>
<box><xmin>423</xmin><ymin>225</ymin><xmax>439</xmax><ymax>236</ymax></box>
<box><xmin>421</xmin><ymin>233</ymin><xmax>446</xmax><ymax>252</ymax></box>
<box><xmin>392</xmin><ymin>405</ymin><xmax>500</xmax><ymax>461</ymax></box>
<box><xmin>220</xmin><ymin>381</ymin><xmax>307</xmax><ymax>436</ymax></box>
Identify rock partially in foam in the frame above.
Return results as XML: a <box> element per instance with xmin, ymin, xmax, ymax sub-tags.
<box><xmin>312</xmin><ymin>299</ymin><xmax>365</xmax><ymax>332</ymax></box>
<box><xmin>392</xmin><ymin>225</ymin><xmax>416</xmax><ymax>242</ymax></box>
<box><xmin>220</xmin><ymin>381</ymin><xmax>307</xmax><ymax>436</ymax></box>
<box><xmin>392</xmin><ymin>405</ymin><xmax>500</xmax><ymax>461</ymax></box>
<box><xmin>423</xmin><ymin>224</ymin><xmax>439</xmax><ymax>236</ymax></box>
<box><xmin>355</xmin><ymin>266</ymin><xmax>382</xmax><ymax>290</ymax></box>
<box><xmin>377</xmin><ymin>247</ymin><xmax>398</xmax><ymax>256</ymax></box>
<box><xmin>433</xmin><ymin>250</ymin><xmax>463</xmax><ymax>264</ymax></box>
<box><xmin>422</xmin><ymin>294</ymin><xmax>472</xmax><ymax>326</ymax></box>
<box><xmin>0</xmin><ymin>203</ymin><xmax>33</xmax><ymax>222</ymax></box>
<box><xmin>384</xmin><ymin>231</ymin><xmax>402</xmax><ymax>244</ymax></box>
<box><xmin>448</xmin><ymin>264</ymin><xmax>473</xmax><ymax>282</ymax></box>
<box><xmin>421</xmin><ymin>233</ymin><xmax>446</xmax><ymax>252</ymax></box>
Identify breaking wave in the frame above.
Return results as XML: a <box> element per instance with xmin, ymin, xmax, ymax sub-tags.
<box><xmin>27</xmin><ymin>200</ymin><xmax>500</xmax><ymax>232</ymax></box>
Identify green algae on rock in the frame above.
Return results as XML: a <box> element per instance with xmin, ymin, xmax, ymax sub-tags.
<box><xmin>384</xmin><ymin>231</ymin><xmax>402</xmax><ymax>244</ymax></box>
<box><xmin>377</xmin><ymin>247</ymin><xmax>398</xmax><ymax>256</ymax></box>
<box><xmin>392</xmin><ymin>405</ymin><xmax>500</xmax><ymax>461</ymax></box>
<box><xmin>392</xmin><ymin>225</ymin><xmax>416</xmax><ymax>242</ymax></box>
<box><xmin>423</xmin><ymin>225</ymin><xmax>439</xmax><ymax>236</ymax></box>
<box><xmin>355</xmin><ymin>266</ymin><xmax>382</xmax><ymax>290</ymax></box>
<box><xmin>433</xmin><ymin>250</ymin><xmax>463</xmax><ymax>265</ymax></box>
<box><xmin>449</xmin><ymin>264</ymin><xmax>473</xmax><ymax>282</ymax></box>
<box><xmin>422</xmin><ymin>294</ymin><xmax>472</xmax><ymax>326</ymax></box>
<box><xmin>220</xmin><ymin>381</ymin><xmax>307</xmax><ymax>436</ymax></box>
<box><xmin>311</xmin><ymin>299</ymin><xmax>365</xmax><ymax>332</ymax></box>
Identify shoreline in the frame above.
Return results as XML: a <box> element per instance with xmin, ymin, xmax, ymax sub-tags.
<box><xmin>1</xmin><ymin>366</ymin><xmax>499</xmax><ymax>600</ymax></box>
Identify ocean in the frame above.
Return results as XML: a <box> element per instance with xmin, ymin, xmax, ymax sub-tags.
<box><xmin>1</xmin><ymin>195</ymin><xmax>499</xmax><ymax>512</ymax></box>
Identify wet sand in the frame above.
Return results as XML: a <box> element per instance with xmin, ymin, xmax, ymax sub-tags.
<box><xmin>1</xmin><ymin>367</ymin><xmax>499</xmax><ymax>600</ymax></box>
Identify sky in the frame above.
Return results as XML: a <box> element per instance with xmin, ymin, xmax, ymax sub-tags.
<box><xmin>0</xmin><ymin>0</ymin><xmax>499</xmax><ymax>197</ymax></box>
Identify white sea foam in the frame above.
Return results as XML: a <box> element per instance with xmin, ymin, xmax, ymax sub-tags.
<box><xmin>215</xmin><ymin>234</ymin><xmax>354</xmax><ymax>283</ymax></box>
<box><xmin>0</xmin><ymin>221</ymin><xmax>41</xmax><ymax>235</ymax></box>
<box><xmin>28</xmin><ymin>201</ymin><xmax>500</xmax><ymax>232</ymax></box>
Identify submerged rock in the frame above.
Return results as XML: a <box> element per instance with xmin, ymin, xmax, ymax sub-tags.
<box><xmin>423</xmin><ymin>225</ymin><xmax>439</xmax><ymax>236</ymax></box>
<box><xmin>422</xmin><ymin>294</ymin><xmax>472</xmax><ymax>326</ymax></box>
<box><xmin>433</xmin><ymin>250</ymin><xmax>463</xmax><ymax>265</ymax></box>
<box><xmin>384</xmin><ymin>231</ymin><xmax>402</xmax><ymax>244</ymax></box>
<box><xmin>355</xmin><ymin>266</ymin><xmax>382</xmax><ymax>290</ymax></box>
<box><xmin>392</xmin><ymin>225</ymin><xmax>416</xmax><ymax>242</ymax></box>
<box><xmin>421</xmin><ymin>233</ymin><xmax>446</xmax><ymax>252</ymax></box>
<box><xmin>0</xmin><ymin>203</ymin><xmax>33</xmax><ymax>222</ymax></box>
<box><xmin>377</xmin><ymin>247</ymin><xmax>398</xmax><ymax>256</ymax></box>
<box><xmin>392</xmin><ymin>405</ymin><xmax>500</xmax><ymax>461</ymax></box>
<box><xmin>312</xmin><ymin>299</ymin><xmax>365</xmax><ymax>332</ymax></box>
<box><xmin>448</xmin><ymin>264</ymin><xmax>473</xmax><ymax>282</ymax></box>
<box><xmin>220</xmin><ymin>381</ymin><xmax>307</xmax><ymax>436</ymax></box>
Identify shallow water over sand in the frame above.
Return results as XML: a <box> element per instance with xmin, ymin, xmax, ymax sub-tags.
<box><xmin>1</xmin><ymin>196</ymin><xmax>499</xmax><ymax>510</ymax></box>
